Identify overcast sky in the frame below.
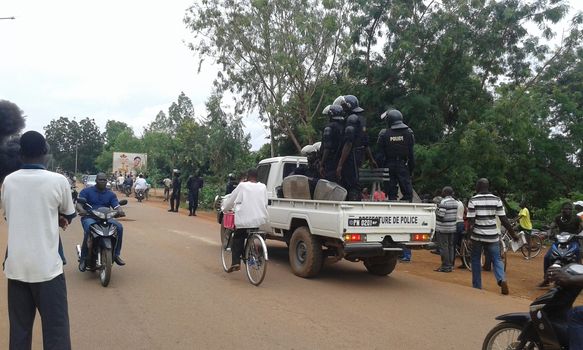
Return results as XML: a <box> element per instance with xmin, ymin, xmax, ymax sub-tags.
<box><xmin>0</xmin><ymin>0</ymin><xmax>269</xmax><ymax>149</ymax></box>
<box><xmin>1</xmin><ymin>1</ymin><xmax>581</xmax><ymax>151</ymax></box>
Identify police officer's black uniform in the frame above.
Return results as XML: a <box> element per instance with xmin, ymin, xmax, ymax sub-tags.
<box><xmin>169</xmin><ymin>172</ymin><xmax>182</xmax><ymax>212</ymax></box>
<box><xmin>333</xmin><ymin>95</ymin><xmax>370</xmax><ymax>201</ymax></box>
<box><xmin>377</xmin><ymin>109</ymin><xmax>415</xmax><ymax>202</ymax></box>
<box><xmin>320</xmin><ymin>105</ymin><xmax>344</xmax><ymax>183</ymax></box>
<box><xmin>186</xmin><ymin>175</ymin><xmax>203</xmax><ymax>216</ymax></box>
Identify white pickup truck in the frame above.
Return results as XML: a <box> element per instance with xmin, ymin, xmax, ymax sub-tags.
<box><xmin>220</xmin><ymin>156</ymin><xmax>436</xmax><ymax>278</ymax></box>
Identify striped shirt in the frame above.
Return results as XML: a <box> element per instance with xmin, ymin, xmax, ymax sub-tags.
<box><xmin>436</xmin><ymin>196</ymin><xmax>458</xmax><ymax>234</ymax></box>
<box><xmin>466</xmin><ymin>193</ymin><xmax>505</xmax><ymax>243</ymax></box>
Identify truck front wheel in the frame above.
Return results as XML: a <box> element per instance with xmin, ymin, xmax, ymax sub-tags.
<box><xmin>364</xmin><ymin>255</ymin><xmax>398</xmax><ymax>276</ymax></box>
<box><xmin>289</xmin><ymin>226</ymin><xmax>323</xmax><ymax>278</ymax></box>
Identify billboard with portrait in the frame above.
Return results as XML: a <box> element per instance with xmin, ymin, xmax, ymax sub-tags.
<box><xmin>113</xmin><ymin>152</ymin><xmax>147</xmax><ymax>175</ymax></box>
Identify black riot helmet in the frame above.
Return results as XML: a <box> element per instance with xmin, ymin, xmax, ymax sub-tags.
<box><xmin>381</xmin><ymin>109</ymin><xmax>408</xmax><ymax>129</ymax></box>
<box><xmin>333</xmin><ymin>95</ymin><xmax>364</xmax><ymax>113</ymax></box>
<box><xmin>343</xmin><ymin>95</ymin><xmax>364</xmax><ymax>113</ymax></box>
<box><xmin>322</xmin><ymin>104</ymin><xmax>344</xmax><ymax>121</ymax></box>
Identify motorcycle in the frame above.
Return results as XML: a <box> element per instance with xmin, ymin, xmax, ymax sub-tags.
<box><xmin>482</xmin><ymin>263</ymin><xmax>583</xmax><ymax>349</ymax></box>
<box><xmin>75</xmin><ymin>197</ymin><xmax>127</xmax><ymax>287</ymax></box>
<box><xmin>123</xmin><ymin>184</ymin><xmax>132</xmax><ymax>197</ymax></box>
<box><xmin>135</xmin><ymin>188</ymin><xmax>145</xmax><ymax>202</ymax></box>
<box><xmin>549</xmin><ymin>232</ymin><xmax>582</xmax><ymax>267</ymax></box>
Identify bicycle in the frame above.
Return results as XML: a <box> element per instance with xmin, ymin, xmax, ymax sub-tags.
<box><xmin>220</xmin><ymin>213</ymin><xmax>268</xmax><ymax>286</ymax></box>
<box><xmin>519</xmin><ymin>230</ymin><xmax>543</xmax><ymax>258</ymax></box>
<box><xmin>457</xmin><ymin>236</ymin><xmax>478</xmax><ymax>271</ymax></box>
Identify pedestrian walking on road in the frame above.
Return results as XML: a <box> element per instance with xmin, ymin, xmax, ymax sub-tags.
<box><xmin>186</xmin><ymin>173</ymin><xmax>204</xmax><ymax>216</ymax></box>
<box><xmin>169</xmin><ymin>170</ymin><xmax>181</xmax><ymax>212</ymax></box>
<box><xmin>1</xmin><ymin>130</ymin><xmax>77</xmax><ymax>350</ymax></box>
<box><xmin>466</xmin><ymin>178</ymin><xmax>518</xmax><ymax>295</ymax></box>
<box><xmin>434</xmin><ymin>187</ymin><xmax>458</xmax><ymax>273</ymax></box>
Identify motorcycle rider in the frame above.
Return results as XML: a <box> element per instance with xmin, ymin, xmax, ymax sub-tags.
<box><xmin>548</xmin><ymin>264</ymin><xmax>583</xmax><ymax>349</ymax></box>
<box><xmin>122</xmin><ymin>174</ymin><xmax>133</xmax><ymax>195</ymax></box>
<box><xmin>133</xmin><ymin>173</ymin><xmax>148</xmax><ymax>200</ymax></box>
<box><xmin>77</xmin><ymin>173</ymin><xmax>126</xmax><ymax>271</ymax></box>
<box><xmin>538</xmin><ymin>202</ymin><xmax>583</xmax><ymax>287</ymax></box>
<box><xmin>377</xmin><ymin>109</ymin><xmax>415</xmax><ymax>202</ymax></box>
<box><xmin>319</xmin><ymin>104</ymin><xmax>344</xmax><ymax>183</ymax></box>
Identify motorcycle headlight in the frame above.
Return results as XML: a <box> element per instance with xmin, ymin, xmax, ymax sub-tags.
<box><xmin>92</xmin><ymin>210</ymin><xmax>106</xmax><ymax>220</ymax></box>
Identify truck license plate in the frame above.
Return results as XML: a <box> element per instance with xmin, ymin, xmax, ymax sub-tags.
<box><xmin>348</xmin><ymin>218</ymin><xmax>380</xmax><ymax>227</ymax></box>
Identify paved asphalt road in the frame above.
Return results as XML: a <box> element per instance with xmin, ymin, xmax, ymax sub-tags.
<box><xmin>0</xmin><ymin>199</ymin><xmax>532</xmax><ymax>349</ymax></box>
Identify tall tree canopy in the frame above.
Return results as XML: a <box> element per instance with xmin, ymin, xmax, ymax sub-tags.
<box><xmin>185</xmin><ymin>0</ymin><xmax>350</xmax><ymax>154</ymax></box>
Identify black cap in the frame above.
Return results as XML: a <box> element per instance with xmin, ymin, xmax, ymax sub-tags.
<box><xmin>19</xmin><ymin>131</ymin><xmax>49</xmax><ymax>158</ymax></box>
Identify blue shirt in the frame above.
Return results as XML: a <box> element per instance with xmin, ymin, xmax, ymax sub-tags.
<box><xmin>79</xmin><ymin>186</ymin><xmax>120</xmax><ymax>209</ymax></box>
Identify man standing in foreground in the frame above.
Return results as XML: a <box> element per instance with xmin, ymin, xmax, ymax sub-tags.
<box><xmin>2</xmin><ymin>131</ymin><xmax>76</xmax><ymax>350</ymax></box>
<box><xmin>466</xmin><ymin>178</ymin><xmax>518</xmax><ymax>295</ymax></box>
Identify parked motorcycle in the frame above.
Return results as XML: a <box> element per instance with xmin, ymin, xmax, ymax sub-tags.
<box><xmin>482</xmin><ymin>263</ymin><xmax>583</xmax><ymax>349</ymax></box>
<box><xmin>76</xmin><ymin>197</ymin><xmax>127</xmax><ymax>287</ymax></box>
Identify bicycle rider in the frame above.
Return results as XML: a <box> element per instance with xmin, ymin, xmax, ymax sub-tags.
<box><xmin>517</xmin><ymin>201</ymin><xmax>533</xmax><ymax>259</ymax></box>
<box><xmin>220</xmin><ymin>168</ymin><xmax>269</xmax><ymax>273</ymax></box>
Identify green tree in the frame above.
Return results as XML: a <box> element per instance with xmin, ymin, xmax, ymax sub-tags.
<box><xmin>185</xmin><ymin>0</ymin><xmax>350</xmax><ymax>154</ymax></box>
<box><xmin>44</xmin><ymin>117</ymin><xmax>103</xmax><ymax>173</ymax></box>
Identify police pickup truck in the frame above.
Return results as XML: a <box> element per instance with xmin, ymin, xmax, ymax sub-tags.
<box><xmin>220</xmin><ymin>156</ymin><xmax>436</xmax><ymax>278</ymax></box>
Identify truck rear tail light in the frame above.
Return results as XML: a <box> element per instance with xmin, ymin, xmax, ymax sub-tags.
<box><xmin>344</xmin><ymin>234</ymin><xmax>366</xmax><ymax>242</ymax></box>
<box><xmin>412</xmin><ymin>234</ymin><xmax>430</xmax><ymax>242</ymax></box>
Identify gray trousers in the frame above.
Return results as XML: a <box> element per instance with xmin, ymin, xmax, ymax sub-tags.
<box><xmin>438</xmin><ymin>232</ymin><xmax>455</xmax><ymax>269</ymax></box>
<box><xmin>7</xmin><ymin>274</ymin><xmax>71</xmax><ymax>350</ymax></box>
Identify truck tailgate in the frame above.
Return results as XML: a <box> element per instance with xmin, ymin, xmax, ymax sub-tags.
<box><xmin>341</xmin><ymin>202</ymin><xmax>436</xmax><ymax>244</ymax></box>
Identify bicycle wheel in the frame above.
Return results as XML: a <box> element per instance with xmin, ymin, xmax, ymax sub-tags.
<box><xmin>221</xmin><ymin>228</ymin><xmax>233</xmax><ymax>272</ymax></box>
<box><xmin>521</xmin><ymin>234</ymin><xmax>542</xmax><ymax>258</ymax></box>
<box><xmin>461</xmin><ymin>239</ymin><xmax>483</xmax><ymax>271</ymax></box>
<box><xmin>245</xmin><ymin>233</ymin><xmax>268</xmax><ymax>286</ymax></box>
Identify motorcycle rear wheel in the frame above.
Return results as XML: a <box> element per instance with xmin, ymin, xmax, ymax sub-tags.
<box><xmin>482</xmin><ymin>322</ymin><xmax>540</xmax><ymax>350</ymax></box>
<box><xmin>99</xmin><ymin>247</ymin><xmax>113</xmax><ymax>287</ymax></box>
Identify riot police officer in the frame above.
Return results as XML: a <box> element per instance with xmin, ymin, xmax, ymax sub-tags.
<box><xmin>333</xmin><ymin>95</ymin><xmax>367</xmax><ymax>201</ymax></box>
<box><xmin>333</xmin><ymin>95</ymin><xmax>378</xmax><ymax>169</ymax></box>
<box><xmin>319</xmin><ymin>104</ymin><xmax>344</xmax><ymax>183</ymax></box>
<box><xmin>377</xmin><ymin>109</ymin><xmax>415</xmax><ymax>202</ymax></box>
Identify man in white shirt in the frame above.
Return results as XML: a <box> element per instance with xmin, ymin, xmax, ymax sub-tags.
<box><xmin>133</xmin><ymin>173</ymin><xmax>148</xmax><ymax>196</ymax></box>
<box><xmin>2</xmin><ymin>131</ymin><xmax>76</xmax><ymax>350</ymax></box>
<box><xmin>221</xmin><ymin>168</ymin><xmax>268</xmax><ymax>272</ymax></box>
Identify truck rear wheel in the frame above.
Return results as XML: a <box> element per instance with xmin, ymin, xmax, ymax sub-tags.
<box><xmin>289</xmin><ymin>226</ymin><xmax>323</xmax><ymax>278</ymax></box>
<box><xmin>364</xmin><ymin>255</ymin><xmax>398</xmax><ymax>276</ymax></box>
